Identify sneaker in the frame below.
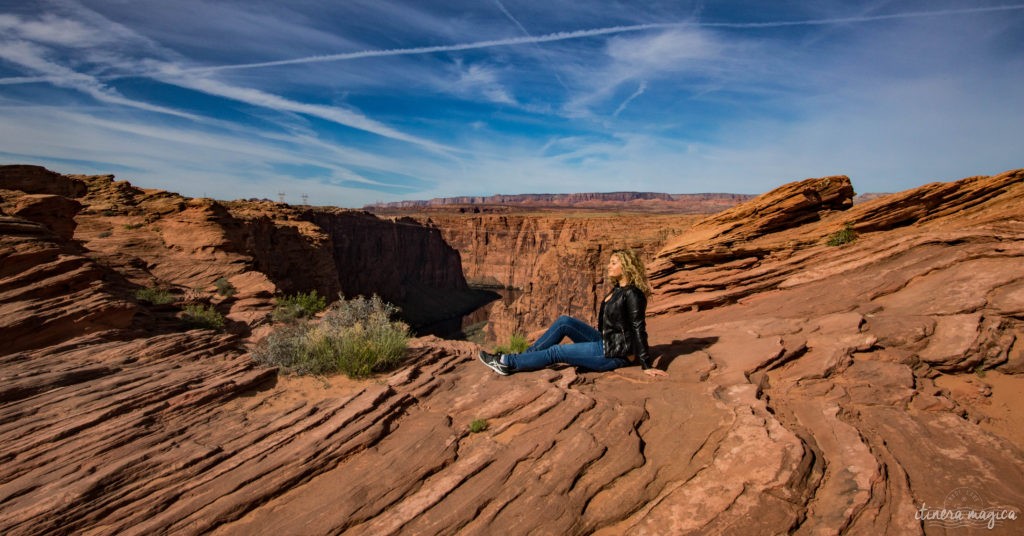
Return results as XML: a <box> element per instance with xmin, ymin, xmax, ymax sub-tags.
<box><xmin>479</xmin><ymin>350</ymin><xmax>511</xmax><ymax>376</ymax></box>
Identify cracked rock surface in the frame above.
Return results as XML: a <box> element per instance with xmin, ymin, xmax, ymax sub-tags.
<box><xmin>2</xmin><ymin>167</ymin><xmax>1023</xmax><ymax>534</ymax></box>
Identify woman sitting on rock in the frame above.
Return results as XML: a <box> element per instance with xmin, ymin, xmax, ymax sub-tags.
<box><xmin>479</xmin><ymin>249</ymin><xmax>668</xmax><ymax>377</ymax></box>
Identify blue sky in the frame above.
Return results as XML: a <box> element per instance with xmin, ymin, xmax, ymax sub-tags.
<box><xmin>1</xmin><ymin>1</ymin><xmax>1022</xmax><ymax>207</ymax></box>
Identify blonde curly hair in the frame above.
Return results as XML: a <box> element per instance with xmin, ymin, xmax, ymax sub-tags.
<box><xmin>612</xmin><ymin>249</ymin><xmax>651</xmax><ymax>296</ymax></box>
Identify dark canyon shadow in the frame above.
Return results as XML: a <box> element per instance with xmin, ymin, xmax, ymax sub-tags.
<box><xmin>651</xmin><ymin>336</ymin><xmax>718</xmax><ymax>369</ymax></box>
<box><xmin>416</xmin><ymin>287</ymin><xmax>520</xmax><ymax>341</ymax></box>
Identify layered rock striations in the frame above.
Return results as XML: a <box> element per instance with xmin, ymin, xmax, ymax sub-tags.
<box><xmin>409</xmin><ymin>212</ymin><xmax>706</xmax><ymax>342</ymax></box>
<box><xmin>638</xmin><ymin>168</ymin><xmax>1024</xmax><ymax>532</ymax></box>
<box><xmin>0</xmin><ymin>197</ymin><xmax>136</xmax><ymax>354</ymax></box>
<box><xmin>1</xmin><ymin>165</ymin><xmax>1023</xmax><ymax>535</ymax></box>
<box><xmin>308</xmin><ymin>212</ymin><xmax>484</xmax><ymax>328</ymax></box>
<box><xmin>2</xmin><ymin>165</ymin><xmax>483</xmax><ymax>334</ymax></box>
<box><xmin>649</xmin><ymin>170</ymin><xmax>1024</xmax><ymax>317</ymax></box>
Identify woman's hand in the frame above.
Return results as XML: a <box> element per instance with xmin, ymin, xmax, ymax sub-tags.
<box><xmin>643</xmin><ymin>368</ymin><xmax>668</xmax><ymax>377</ymax></box>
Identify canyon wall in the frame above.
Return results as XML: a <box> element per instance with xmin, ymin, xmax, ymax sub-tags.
<box><xmin>1</xmin><ymin>165</ymin><xmax>483</xmax><ymax>339</ymax></box>
<box><xmin>405</xmin><ymin>212</ymin><xmax>706</xmax><ymax>342</ymax></box>
<box><xmin>307</xmin><ymin>212</ymin><xmax>489</xmax><ymax>328</ymax></box>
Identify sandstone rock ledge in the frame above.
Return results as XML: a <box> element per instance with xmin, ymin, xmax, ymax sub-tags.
<box><xmin>1</xmin><ymin>167</ymin><xmax>1023</xmax><ymax>535</ymax></box>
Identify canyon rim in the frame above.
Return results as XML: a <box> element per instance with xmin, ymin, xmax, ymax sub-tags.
<box><xmin>1</xmin><ymin>165</ymin><xmax>1023</xmax><ymax>534</ymax></box>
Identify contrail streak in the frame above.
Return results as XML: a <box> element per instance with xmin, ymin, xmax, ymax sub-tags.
<box><xmin>613</xmin><ymin>80</ymin><xmax>647</xmax><ymax>117</ymax></box>
<box><xmin>0</xmin><ymin>76</ymin><xmax>51</xmax><ymax>85</ymax></box>
<box><xmin>495</xmin><ymin>0</ymin><xmax>532</xmax><ymax>38</ymax></box>
<box><xmin>188</xmin><ymin>4</ymin><xmax>1024</xmax><ymax>74</ymax></box>
<box><xmin>494</xmin><ymin>0</ymin><xmax>571</xmax><ymax>91</ymax></box>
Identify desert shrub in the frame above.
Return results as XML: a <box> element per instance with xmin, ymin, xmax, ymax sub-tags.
<box><xmin>273</xmin><ymin>290</ymin><xmax>327</xmax><ymax>323</ymax></box>
<box><xmin>827</xmin><ymin>223</ymin><xmax>858</xmax><ymax>246</ymax></box>
<box><xmin>495</xmin><ymin>333</ymin><xmax>529</xmax><ymax>355</ymax></box>
<box><xmin>98</xmin><ymin>230</ymin><xmax>113</xmax><ymax>238</ymax></box>
<box><xmin>135</xmin><ymin>287</ymin><xmax>174</xmax><ymax>305</ymax></box>
<box><xmin>182</xmin><ymin>304</ymin><xmax>225</xmax><ymax>331</ymax></box>
<box><xmin>469</xmin><ymin>419</ymin><xmax>489</xmax><ymax>433</ymax></box>
<box><xmin>124</xmin><ymin>222</ymin><xmax>144</xmax><ymax>230</ymax></box>
<box><xmin>254</xmin><ymin>295</ymin><xmax>409</xmax><ymax>378</ymax></box>
<box><xmin>101</xmin><ymin>209</ymin><xmax>117</xmax><ymax>217</ymax></box>
<box><xmin>214</xmin><ymin>277</ymin><xmax>237</xmax><ymax>297</ymax></box>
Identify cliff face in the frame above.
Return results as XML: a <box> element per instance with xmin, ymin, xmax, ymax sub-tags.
<box><xmin>1</xmin><ymin>165</ymin><xmax>480</xmax><ymax>340</ymax></box>
<box><xmin>409</xmin><ymin>212</ymin><xmax>706</xmax><ymax>342</ymax></box>
<box><xmin>307</xmin><ymin>212</ymin><xmax>487</xmax><ymax>328</ymax></box>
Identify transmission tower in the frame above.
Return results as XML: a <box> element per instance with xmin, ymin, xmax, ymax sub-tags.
<box><xmin>301</xmin><ymin>193</ymin><xmax>309</xmax><ymax>205</ymax></box>
<box><xmin>277</xmin><ymin>191</ymin><xmax>286</xmax><ymax>204</ymax></box>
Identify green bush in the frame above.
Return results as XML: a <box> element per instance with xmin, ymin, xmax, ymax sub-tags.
<box><xmin>254</xmin><ymin>295</ymin><xmax>410</xmax><ymax>378</ymax></box>
<box><xmin>469</xmin><ymin>419</ymin><xmax>489</xmax><ymax>433</ymax></box>
<box><xmin>273</xmin><ymin>290</ymin><xmax>328</xmax><ymax>323</ymax></box>
<box><xmin>182</xmin><ymin>304</ymin><xmax>226</xmax><ymax>331</ymax></box>
<box><xmin>827</xmin><ymin>223</ymin><xmax>858</xmax><ymax>246</ymax></box>
<box><xmin>214</xmin><ymin>277</ymin><xmax>237</xmax><ymax>297</ymax></box>
<box><xmin>135</xmin><ymin>287</ymin><xmax>174</xmax><ymax>305</ymax></box>
<box><xmin>98</xmin><ymin>230</ymin><xmax>113</xmax><ymax>238</ymax></box>
<box><xmin>124</xmin><ymin>222</ymin><xmax>144</xmax><ymax>230</ymax></box>
<box><xmin>495</xmin><ymin>333</ymin><xmax>529</xmax><ymax>355</ymax></box>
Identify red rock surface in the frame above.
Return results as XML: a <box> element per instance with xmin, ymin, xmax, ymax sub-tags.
<box><xmin>1</xmin><ymin>166</ymin><xmax>1023</xmax><ymax>534</ymax></box>
<box><xmin>0</xmin><ymin>164</ymin><xmax>88</xmax><ymax>197</ymax></box>
<box><xmin>68</xmin><ymin>173</ymin><xmax>484</xmax><ymax>332</ymax></box>
<box><xmin>402</xmin><ymin>211</ymin><xmax>706</xmax><ymax>343</ymax></box>
<box><xmin>0</xmin><ymin>192</ymin><xmax>136</xmax><ymax>354</ymax></box>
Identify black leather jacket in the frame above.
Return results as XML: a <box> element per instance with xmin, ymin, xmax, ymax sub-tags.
<box><xmin>598</xmin><ymin>284</ymin><xmax>652</xmax><ymax>369</ymax></box>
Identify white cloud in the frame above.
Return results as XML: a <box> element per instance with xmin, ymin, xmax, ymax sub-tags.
<box><xmin>150</xmin><ymin>67</ymin><xmax>458</xmax><ymax>154</ymax></box>
<box><xmin>448</xmin><ymin>61</ymin><xmax>516</xmax><ymax>105</ymax></box>
<box><xmin>606</xmin><ymin>28</ymin><xmax>720</xmax><ymax>68</ymax></box>
<box><xmin>0</xmin><ymin>39</ymin><xmax>201</xmax><ymax>119</ymax></box>
<box><xmin>561</xmin><ymin>28</ymin><xmax>728</xmax><ymax>118</ymax></box>
<box><xmin>0</xmin><ymin>106</ymin><xmax>446</xmax><ymax>205</ymax></box>
<box><xmin>0</xmin><ymin>13</ymin><xmax>106</xmax><ymax>46</ymax></box>
<box><xmin>20</xmin><ymin>13</ymin><xmax>105</xmax><ymax>46</ymax></box>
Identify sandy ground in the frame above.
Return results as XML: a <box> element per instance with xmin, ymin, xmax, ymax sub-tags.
<box><xmin>225</xmin><ymin>372</ymin><xmax>373</xmax><ymax>416</ymax></box>
<box><xmin>935</xmin><ymin>371</ymin><xmax>1024</xmax><ymax>449</ymax></box>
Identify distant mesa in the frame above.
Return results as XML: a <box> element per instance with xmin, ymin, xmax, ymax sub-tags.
<box><xmin>365</xmin><ymin>191</ymin><xmax>757</xmax><ymax>213</ymax></box>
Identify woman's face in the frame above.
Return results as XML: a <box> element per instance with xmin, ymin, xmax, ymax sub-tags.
<box><xmin>607</xmin><ymin>255</ymin><xmax>623</xmax><ymax>281</ymax></box>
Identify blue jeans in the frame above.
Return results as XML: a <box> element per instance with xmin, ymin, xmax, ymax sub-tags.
<box><xmin>505</xmin><ymin>315</ymin><xmax>629</xmax><ymax>373</ymax></box>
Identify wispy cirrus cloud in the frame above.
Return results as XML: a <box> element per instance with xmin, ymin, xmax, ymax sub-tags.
<box><xmin>446</xmin><ymin>60</ymin><xmax>517</xmax><ymax>105</ymax></box>
<box><xmin>149</xmin><ymin>65</ymin><xmax>460</xmax><ymax>154</ymax></box>
<box><xmin>613</xmin><ymin>81</ymin><xmax>647</xmax><ymax>117</ymax></box>
<box><xmin>0</xmin><ymin>39</ymin><xmax>201</xmax><ymax>120</ymax></box>
<box><xmin>183</xmin><ymin>4</ymin><xmax>1024</xmax><ymax>73</ymax></box>
<box><xmin>0</xmin><ymin>13</ymin><xmax>104</xmax><ymax>46</ymax></box>
<box><xmin>0</xmin><ymin>105</ymin><xmax>439</xmax><ymax>196</ymax></box>
<box><xmin>1</xmin><ymin>0</ymin><xmax>1023</xmax><ymax>208</ymax></box>
<box><xmin>562</xmin><ymin>28</ymin><xmax>726</xmax><ymax>118</ymax></box>
<box><xmin>0</xmin><ymin>5</ymin><xmax>460</xmax><ymax>155</ymax></box>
